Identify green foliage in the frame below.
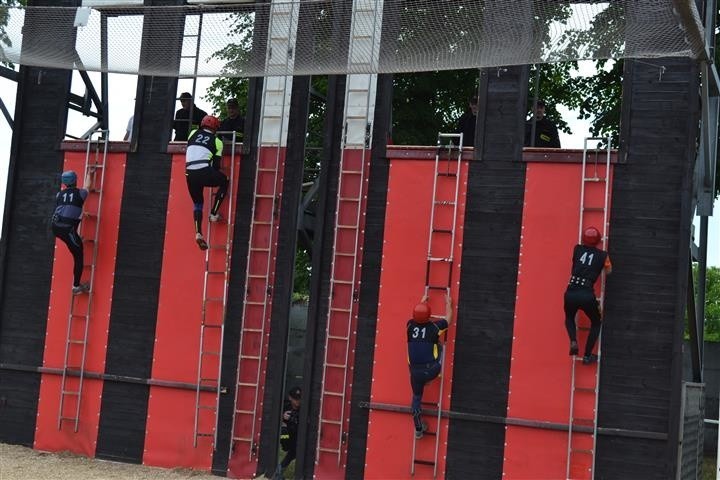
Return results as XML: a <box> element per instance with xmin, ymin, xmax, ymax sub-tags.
<box><xmin>686</xmin><ymin>266</ymin><xmax>720</xmax><ymax>342</ymax></box>
<box><xmin>0</xmin><ymin>0</ymin><xmax>25</xmax><ymax>67</ymax></box>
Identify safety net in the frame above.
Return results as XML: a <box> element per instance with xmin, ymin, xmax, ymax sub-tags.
<box><xmin>0</xmin><ymin>0</ymin><xmax>706</xmax><ymax>78</ymax></box>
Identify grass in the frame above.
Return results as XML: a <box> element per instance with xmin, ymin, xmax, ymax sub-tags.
<box><xmin>702</xmin><ymin>457</ymin><xmax>717</xmax><ymax>480</ymax></box>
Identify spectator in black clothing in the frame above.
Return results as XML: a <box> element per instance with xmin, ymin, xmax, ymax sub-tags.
<box><xmin>173</xmin><ymin>92</ymin><xmax>208</xmax><ymax>142</ymax></box>
<box><xmin>274</xmin><ymin>386</ymin><xmax>301</xmax><ymax>480</ymax></box>
<box><xmin>524</xmin><ymin>99</ymin><xmax>561</xmax><ymax>148</ymax></box>
<box><xmin>219</xmin><ymin>97</ymin><xmax>244</xmax><ymax>142</ymax></box>
<box><xmin>455</xmin><ymin>95</ymin><xmax>478</xmax><ymax>147</ymax></box>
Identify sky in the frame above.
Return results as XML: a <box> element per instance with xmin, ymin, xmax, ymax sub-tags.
<box><xmin>0</xmin><ymin>65</ymin><xmax>717</xmax><ymax>267</ymax></box>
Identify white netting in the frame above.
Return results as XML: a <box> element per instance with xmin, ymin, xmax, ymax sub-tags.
<box><xmin>0</xmin><ymin>1</ymin><xmax>705</xmax><ymax>78</ymax></box>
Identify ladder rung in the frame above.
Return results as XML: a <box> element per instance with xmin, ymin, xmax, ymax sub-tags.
<box><xmin>341</xmin><ymin>169</ymin><xmax>363</xmax><ymax>175</ymax></box>
<box><xmin>201</xmin><ymin>323</ymin><xmax>223</xmax><ymax>328</ymax></box>
<box><xmin>237</xmin><ymin>382</ymin><xmax>259</xmax><ymax>387</ymax></box>
<box><xmin>327</xmin><ymin>334</ymin><xmax>349</xmax><ymax>341</ymax></box>
<box><xmin>321</xmin><ymin>418</ymin><xmax>342</xmax><ymax>425</ymax></box>
<box><xmin>248</xmin><ymin>274</ymin><xmax>268</xmax><ymax>279</ymax></box>
<box><xmin>571</xmin><ymin>449</ymin><xmax>594</xmax><ymax>455</ymax></box>
<box><xmin>257</xmin><ymin>167</ymin><xmax>278</xmax><ymax>172</ymax></box>
<box><xmin>59</xmin><ymin>416</ymin><xmax>78</xmax><ymax>421</ymax></box>
<box><xmin>250</xmin><ymin>247</ymin><xmax>271</xmax><ymax>253</ymax></box>
<box><xmin>434</xmin><ymin>201</ymin><xmax>455</xmax><ymax>205</ymax></box>
<box><xmin>201</xmin><ymin>351</ymin><xmax>221</xmax><ymax>356</ymax></box>
<box><xmin>322</xmin><ymin>390</ymin><xmax>343</xmax><ymax>398</ymax></box>
<box><xmin>413</xmin><ymin>459</ymin><xmax>436</xmax><ymax>466</ymax></box>
<box><xmin>240</xmin><ymin>355</ymin><xmax>261</xmax><ymax>361</ymax></box>
<box><xmin>244</xmin><ymin>301</ymin><xmax>267</xmax><ymax>306</ymax></box>
<box><xmin>427</xmin><ymin>285</ymin><xmax>447</xmax><ymax>290</ymax></box>
<box><xmin>333</xmin><ymin>280</ymin><xmax>354</xmax><ymax>285</ymax></box>
<box><xmin>427</xmin><ymin>257</ymin><xmax>452</xmax><ymax>262</ymax></box>
<box><xmin>318</xmin><ymin>447</ymin><xmax>341</xmax><ymax>454</ymax></box>
<box><xmin>61</xmin><ymin>390</ymin><xmax>80</xmax><ymax>395</ymax></box>
<box><xmin>196</xmin><ymin>432</ymin><xmax>214</xmax><ymax>437</ymax></box>
<box><xmin>235</xmin><ymin>409</ymin><xmax>254</xmax><ymax>415</ymax></box>
<box><xmin>339</xmin><ymin>197</ymin><xmax>361</xmax><ymax>202</ymax></box>
<box><xmin>68</xmin><ymin>340</ymin><xmax>85</xmax><ymax>345</ymax></box>
<box><xmin>253</xmin><ymin>221</ymin><xmax>273</xmax><ymax>226</ymax></box>
<box><xmin>432</xmin><ymin>229</ymin><xmax>452</xmax><ymax>234</ymax></box>
<box><xmin>583</xmin><ymin>177</ymin><xmax>606</xmax><ymax>182</ymax></box>
<box><xmin>345</xmin><ymin>115</ymin><xmax>369</xmax><ymax>120</ymax></box>
<box><xmin>197</xmin><ymin>405</ymin><xmax>216</xmax><ymax>410</ymax></box>
<box><xmin>334</xmin><ymin>252</ymin><xmax>355</xmax><ymax>257</ymax></box>
<box><xmin>325</xmin><ymin>363</ymin><xmax>347</xmax><ymax>369</ymax></box>
<box><xmin>575</xmin><ymin>386</ymin><xmax>596</xmax><ymax>393</ymax></box>
<box><xmin>437</xmin><ymin>172</ymin><xmax>457</xmax><ymax>177</ymax></box>
<box><xmin>337</xmin><ymin>224</ymin><xmax>359</xmax><ymax>229</ymax></box>
<box><xmin>243</xmin><ymin>327</ymin><xmax>263</xmax><ymax>333</ymax></box>
<box><xmin>255</xmin><ymin>194</ymin><xmax>276</xmax><ymax>199</ymax></box>
<box><xmin>87</xmin><ymin>164</ymin><xmax>104</xmax><ymax>168</ymax></box>
<box><xmin>330</xmin><ymin>307</ymin><xmax>352</xmax><ymax>313</ymax></box>
<box><xmin>232</xmin><ymin>436</ymin><xmax>253</xmax><ymax>442</ymax></box>
<box><xmin>204</xmin><ymin>297</ymin><xmax>224</xmax><ymax>302</ymax></box>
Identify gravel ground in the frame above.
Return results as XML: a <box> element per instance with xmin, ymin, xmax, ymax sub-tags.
<box><xmin>0</xmin><ymin>443</ymin><xmax>223</xmax><ymax>480</ymax></box>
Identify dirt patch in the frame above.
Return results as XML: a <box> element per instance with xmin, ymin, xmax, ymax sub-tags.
<box><xmin>0</xmin><ymin>443</ymin><xmax>221</xmax><ymax>480</ymax></box>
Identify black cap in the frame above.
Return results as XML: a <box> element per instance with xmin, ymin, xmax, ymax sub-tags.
<box><xmin>288</xmin><ymin>386</ymin><xmax>301</xmax><ymax>400</ymax></box>
<box><xmin>226</xmin><ymin>98</ymin><xmax>239</xmax><ymax>107</ymax></box>
<box><xmin>535</xmin><ymin>99</ymin><xmax>546</xmax><ymax>108</ymax></box>
<box><xmin>178</xmin><ymin>92</ymin><xmax>192</xmax><ymax>100</ymax></box>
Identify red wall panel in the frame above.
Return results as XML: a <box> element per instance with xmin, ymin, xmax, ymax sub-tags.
<box><xmin>34</xmin><ymin>151</ymin><xmax>126</xmax><ymax>455</ymax></box>
<box><xmin>364</xmin><ymin>159</ymin><xmax>468</xmax><ymax>480</ymax></box>
<box><xmin>143</xmin><ymin>152</ymin><xmax>241</xmax><ymax>470</ymax></box>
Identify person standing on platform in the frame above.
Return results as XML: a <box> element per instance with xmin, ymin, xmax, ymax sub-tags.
<box><xmin>274</xmin><ymin>386</ymin><xmax>301</xmax><ymax>480</ymax></box>
<box><xmin>564</xmin><ymin>226</ymin><xmax>612</xmax><ymax>364</ymax></box>
<box><xmin>407</xmin><ymin>293</ymin><xmax>452</xmax><ymax>439</ymax></box>
<box><xmin>524</xmin><ymin>99</ymin><xmax>561</xmax><ymax>148</ymax></box>
<box><xmin>219</xmin><ymin>97</ymin><xmax>245</xmax><ymax>142</ymax></box>
<box><xmin>455</xmin><ymin>95</ymin><xmax>478</xmax><ymax>147</ymax></box>
<box><xmin>51</xmin><ymin>169</ymin><xmax>93</xmax><ymax>295</ymax></box>
<box><xmin>185</xmin><ymin>115</ymin><xmax>228</xmax><ymax>250</ymax></box>
<box><xmin>173</xmin><ymin>92</ymin><xmax>208</xmax><ymax>142</ymax></box>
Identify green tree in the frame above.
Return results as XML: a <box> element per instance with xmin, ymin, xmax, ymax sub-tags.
<box><xmin>700</xmin><ymin>266</ymin><xmax>720</xmax><ymax>341</ymax></box>
<box><xmin>0</xmin><ymin>0</ymin><xmax>25</xmax><ymax>67</ymax></box>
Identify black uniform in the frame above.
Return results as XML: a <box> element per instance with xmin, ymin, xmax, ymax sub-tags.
<box><xmin>218</xmin><ymin>115</ymin><xmax>244</xmax><ymax>142</ymax></box>
<box><xmin>173</xmin><ymin>105</ymin><xmax>208</xmax><ymax>141</ymax></box>
<box><xmin>564</xmin><ymin>244</ymin><xmax>609</xmax><ymax>357</ymax></box>
<box><xmin>279</xmin><ymin>399</ymin><xmax>299</xmax><ymax>467</ymax></box>
<box><xmin>525</xmin><ymin>117</ymin><xmax>561</xmax><ymax>148</ymax></box>
<box><xmin>456</xmin><ymin>110</ymin><xmax>476</xmax><ymax>147</ymax></box>
<box><xmin>51</xmin><ymin>186</ymin><xmax>88</xmax><ymax>287</ymax></box>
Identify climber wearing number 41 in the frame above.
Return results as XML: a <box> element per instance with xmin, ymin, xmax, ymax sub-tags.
<box><xmin>564</xmin><ymin>226</ymin><xmax>612</xmax><ymax>365</ymax></box>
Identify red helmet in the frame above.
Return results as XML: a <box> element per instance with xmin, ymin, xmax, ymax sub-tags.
<box><xmin>200</xmin><ymin>115</ymin><xmax>220</xmax><ymax>132</ymax></box>
<box><xmin>582</xmin><ymin>226</ymin><xmax>601</xmax><ymax>246</ymax></box>
<box><xmin>413</xmin><ymin>302</ymin><xmax>431</xmax><ymax>323</ymax></box>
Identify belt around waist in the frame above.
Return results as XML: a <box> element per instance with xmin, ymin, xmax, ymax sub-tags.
<box><xmin>569</xmin><ymin>275</ymin><xmax>592</xmax><ymax>287</ymax></box>
<box><xmin>409</xmin><ymin>361</ymin><xmax>439</xmax><ymax>369</ymax></box>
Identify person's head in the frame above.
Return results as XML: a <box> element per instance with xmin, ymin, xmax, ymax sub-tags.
<box><xmin>178</xmin><ymin>92</ymin><xmax>193</xmax><ymax>110</ymax></box>
<box><xmin>200</xmin><ymin>115</ymin><xmax>220</xmax><ymax>133</ymax></box>
<box><xmin>533</xmin><ymin>99</ymin><xmax>546</xmax><ymax>120</ymax></box>
<box><xmin>581</xmin><ymin>226</ymin><xmax>601</xmax><ymax>246</ymax></box>
<box><xmin>226</xmin><ymin>98</ymin><xmax>240</xmax><ymax>118</ymax></box>
<box><xmin>468</xmin><ymin>95</ymin><xmax>479</xmax><ymax>116</ymax></box>
<box><xmin>288</xmin><ymin>386</ymin><xmax>301</xmax><ymax>409</ymax></box>
<box><xmin>412</xmin><ymin>301</ymin><xmax>431</xmax><ymax>323</ymax></box>
<box><xmin>61</xmin><ymin>170</ymin><xmax>77</xmax><ymax>187</ymax></box>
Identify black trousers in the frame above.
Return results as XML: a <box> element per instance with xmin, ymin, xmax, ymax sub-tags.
<box><xmin>52</xmin><ymin>224</ymin><xmax>83</xmax><ymax>287</ymax></box>
<box><xmin>564</xmin><ymin>287</ymin><xmax>602</xmax><ymax>356</ymax></box>
<box><xmin>186</xmin><ymin>167</ymin><xmax>229</xmax><ymax>234</ymax></box>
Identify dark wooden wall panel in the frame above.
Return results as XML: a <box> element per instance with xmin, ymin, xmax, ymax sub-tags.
<box><xmin>0</xmin><ymin>0</ymin><xmax>80</xmax><ymax>447</ymax></box>
<box><xmin>446</xmin><ymin>65</ymin><xmax>528</xmax><ymax>480</ymax></box>
<box><xmin>95</xmin><ymin>0</ymin><xmax>183</xmax><ymax>463</ymax></box>
<box><xmin>596</xmin><ymin>58</ymin><xmax>699</xmax><ymax>479</ymax></box>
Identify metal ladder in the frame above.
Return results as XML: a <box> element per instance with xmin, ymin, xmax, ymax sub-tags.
<box><xmin>57</xmin><ymin>131</ymin><xmax>108</xmax><ymax>431</ymax></box>
<box><xmin>315</xmin><ymin>1</ymin><xmax>381</xmax><ymax>468</ymax></box>
<box><xmin>566</xmin><ymin>137</ymin><xmax>612</xmax><ymax>480</ymax></box>
<box><xmin>410</xmin><ymin>133</ymin><xmax>463</xmax><ymax>478</ymax></box>
<box><xmin>229</xmin><ymin>0</ymin><xmax>297</xmax><ymax>461</ymax></box>
<box><xmin>178</xmin><ymin>13</ymin><xmax>203</xmax><ymax>136</ymax></box>
<box><xmin>193</xmin><ymin>134</ymin><xmax>237</xmax><ymax>448</ymax></box>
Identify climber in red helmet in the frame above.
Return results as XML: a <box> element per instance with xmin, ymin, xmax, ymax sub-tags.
<box><xmin>564</xmin><ymin>226</ymin><xmax>612</xmax><ymax>364</ymax></box>
<box><xmin>185</xmin><ymin>115</ymin><xmax>229</xmax><ymax>250</ymax></box>
<box><xmin>406</xmin><ymin>292</ymin><xmax>453</xmax><ymax>439</ymax></box>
